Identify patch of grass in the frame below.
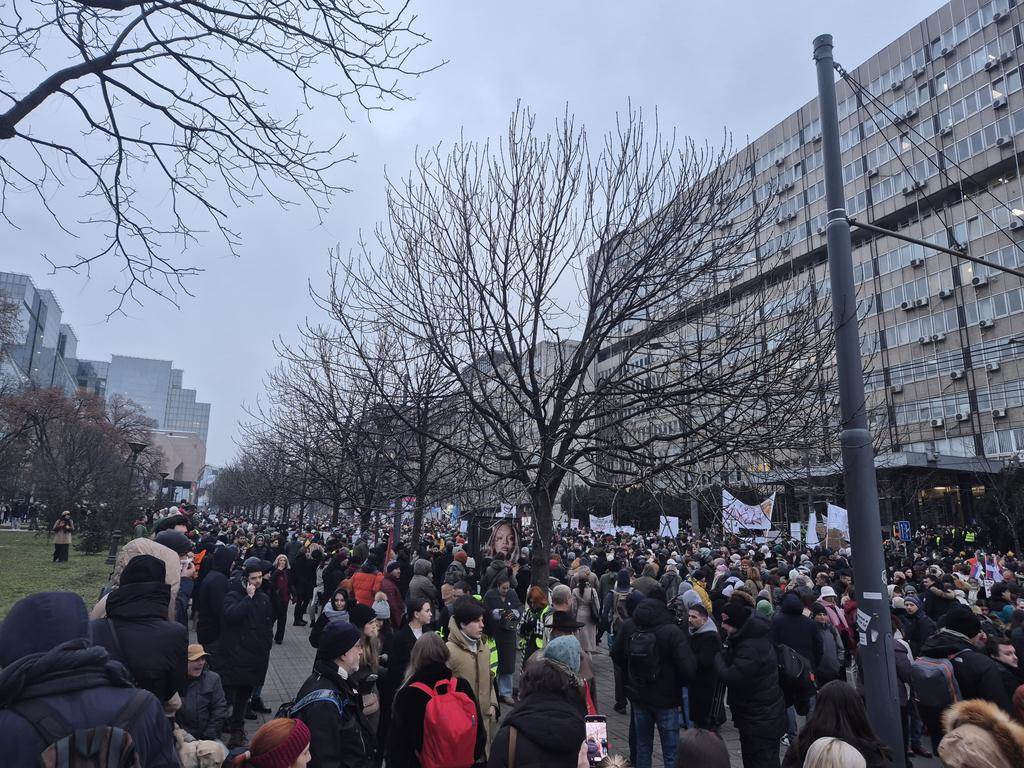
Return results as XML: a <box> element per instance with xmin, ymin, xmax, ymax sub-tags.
<box><xmin>0</xmin><ymin>531</ymin><xmax>111</xmax><ymax>619</ymax></box>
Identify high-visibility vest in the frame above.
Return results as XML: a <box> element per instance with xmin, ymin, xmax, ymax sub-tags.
<box><xmin>964</xmin><ymin>531</ymin><xmax>976</xmax><ymax>543</ymax></box>
<box><xmin>488</xmin><ymin>637</ymin><xmax>499</xmax><ymax>674</ymax></box>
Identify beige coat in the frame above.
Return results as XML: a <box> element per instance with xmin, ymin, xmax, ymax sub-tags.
<box><xmin>939</xmin><ymin>699</ymin><xmax>1024</xmax><ymax>768</ymax></box>
<box><xmin>52</xmin><ymin>518</ymin><xmax>73</xmax><ymax>545</ymax></box>
<box><xmin>446</xmin><ymin>616</ymin><xmax>496</xmax><ymax>746</ymax></box>
<box><xmin>91</xmin><ymin>537</ymin><xmax>181</xmax><ymax>621</ymax></box>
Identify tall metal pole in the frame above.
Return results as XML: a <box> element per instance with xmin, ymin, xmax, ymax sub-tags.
<box><xmin>814</xmin><ymin>35</ymin><xmax>905</xmax><ymax>764</ymax></box>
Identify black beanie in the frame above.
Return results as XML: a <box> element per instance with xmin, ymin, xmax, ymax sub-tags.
<box><xmin>120</xmin><ymin>554</ymin><xmax>167</xmax><ymax>585</ymax></box>
<box><xmin>155</xmin><ymin>530</ymin><xmax>193</xmax><ymax>555</ymax></box>
<box><xmin>348</xmin><ymin>603</ymin><xmax>377</xmax><ymax>630</ymax></box>
<box><xmin>318</xmin><ymin>620</ymin><xmax>362</xmax><ymax>661</ymax></box>
<box><xmin>945</xmin><ymin>606</ymin><xmax>981</xmax><ymax>638</ymax></box>
<box><xmin>720</xmin><ymin>602</ymin><xmax>752</xmax><ymax>629</ymax></box>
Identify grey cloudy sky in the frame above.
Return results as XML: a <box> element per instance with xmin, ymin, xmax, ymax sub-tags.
<box><xmin>4</xmin><ymin>0</ymin><xmax>941</xmax><ymax>465</ymax></box>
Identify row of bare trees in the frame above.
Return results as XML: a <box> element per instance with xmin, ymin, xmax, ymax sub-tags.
<box><xmin>214</xmin><ymin>107</ymin><xmax>839</xmax><ymax>585</ymax></box>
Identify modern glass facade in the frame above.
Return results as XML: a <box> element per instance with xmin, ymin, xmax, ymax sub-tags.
<box><xmin>0</xmin><ymin>272</ymin><xmax>79</xmax><ymax>393</ymax></box>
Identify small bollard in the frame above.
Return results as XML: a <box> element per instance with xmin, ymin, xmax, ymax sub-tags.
<box><xmin>105</xmin><ymin>528</ymin><xmax>122</xmax><ymax>565</ymax></box>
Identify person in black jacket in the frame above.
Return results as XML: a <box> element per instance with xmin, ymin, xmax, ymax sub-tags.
<box><xmin>387</xmin><ymin>632</ymin><xmax>485</xmax><ymax>768</ymax></box>
<box><xmin>176</xmin><ymin>643</ymin><xmax>230</xmax><ymax>740</ymax></box>
<box><xmin>380</xmin><ymin>598</ymin><xmax>433</xmax><ymax>744</ymax></box>
<box><xmin>917</xmin><ymin>607</ymin><xmax>1014</xmax><ymax>750</ymax></box>
<box><xmin>214</xmin><ymin>559</ymin><xmax>274</xmax><ymax>748</ymax></box>
<box><xmin>96</xmin><ymin>553</ymin><xmax>188</xmax><ymax>704</ymax></box>
<box><xmin>0</xmin><ymin>592</ymin><xmax>179</xmax><ymax>767</ymax></box>
<box><xmin>196</xmin><ymin>544</ymin><xmax>237</xmax><ymax>645</ymax></box>
<box><xmin>768</xmin><ymin>590</ymin><xmax>823</xmax><ymax>742</ymax></box>
<box><xmin>489</xmin><ymin>656</ymin><xmax>588</xmax><ymax>768</ymax></box>
<box><xmin>901</xmin><ymin>595</ymin><xmax>937</xmax><ymax>656</ymax></box>
<box><xmin>610</xmin><ymin>595</ymin><xmax>696</xmax><ymax>768</ymax></box>
<box><xmin>292</xmin><ymin>544</ymin><xmax>323</xmax><ymax>625</ymax></box>
<box><xmin>714</xmin><ymin>604</ymin><xmax>787</xmax><ymax>768</ymax></box>
<box><xmin>292</xmin><ymin>620</ymin><xmax>375</xmax><ymax>768</ymax></box>
<box><xmin>686</xmin><ymin>603</ymin><xmax>723</xmax><ymax>730</ymax></box>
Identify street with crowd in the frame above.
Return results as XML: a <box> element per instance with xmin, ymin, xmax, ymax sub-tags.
<box><xmin>3</xmin><ymin>507</ymin><xmax>1024</xmax><ymax>768</ymax></box>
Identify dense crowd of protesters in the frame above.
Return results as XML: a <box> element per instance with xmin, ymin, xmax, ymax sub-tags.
<box><xmin>3</xmin><ymin>506</ymin><xmax>1024</xmax><ymax>768</ymax></box>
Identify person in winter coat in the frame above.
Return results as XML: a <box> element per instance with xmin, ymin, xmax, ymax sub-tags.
<box><xmin>246</xmin><ymin>534</ymin><xmax>274</xmax><ymax>563</ymax></box>
<box><xmin>408</xmin><ymin>558</ymin><xmax>439</xmax><ymax>611</ymax></box>
<box><xmin>91</xmin><ymin>537</ymin><xmax>182</xmax><ymax>623</ymax></box>
<box><xmin>351</xmin><ymin>559</ymin><xmax>385</xmax><ymax>607</ymax></box>
<box><xmin>938</xmin><ymin>697</ymin><xmax>1024</xmax><ymax>768</ymax></box>
<box><xmin>310</xmin><ymin>586</ymin><xmax>349</xmax><ymax>648</ymax></box>
<box><xmin>714</xmin><ymin>604</ymin><xmax>787</xmax><ymax>768</ymax></box>
<box><xmin>686</xmin><ymin>602</ymin><xmax>723</xmax><ymax>730</ymax></box>
<box><xmin>611</xmin><ymin>596</ymin><xmax>697</xmax><ymax>768</ymax></box>
<box><xmin>488</xmin><ymin>656</ymin><xmax>588</xmax><ymax>768</ymax></box>
<box><xmin>481</xmin><ymin>554</ymin><xmax>510</xmax><ymax>594</ymax></box>
<box><xmin>483</xmin><ymin>575</ymin><xmax>523</xmax><ymax>704</ymax></box>
<box><xmin>93</xmin><ymin>553</ymin><xmax>188</xmax><ymax>704</ymax></box>
<box><xmin>811</xmin><ymin>604</ymin><xmax>842</xmax><ymax>687</ymax></box>
<box><xmin>379</xmin><ymin>599</ymin><xmax>434</xmax><ymax>749</ymax></box>
<box><xmin>177</xmin><ymin>643</ymin><xmax>230</xmax><ymax>740</ymax></box>
<box><xmin>572</xmin><ymin>567</ymin><xmax>601</xmax><ymax>659</ymax></box>
<box><xmin>0</xmin><ymin>592</ymin><xmax>179</xmax><ymax>768</ymax></box>
<box><xmin>381</xmin><ymin>561</ymin><xmax>406</xmax><ymax>629</ymax></box>
<box><xmin>901</xmin><ymin>595</ymin><xmax>937</xmax><ymax>657</ymax></box>
<box><xmin>770</xmin><ymin>591</ymin><xmax>823</xmax><ymax>670</ymax></box>
<box><xmin>659</xmin><ymin>562</ymin><xmax>682</xmax><ymax>601</ymax></box>
<box><xmin>269</xmin><ymin>554</ymin><xmax>292</xmax><ymax>644</ymax></box>
<box><xmin>214</xmin><ymin>559</ymin><xmax>274</xmax><ymax>748</ymax></box>
<box><xmin>291</xmin><ymin>544</ymin><xmax>323</xmax><ymax>625</ymax></box>
<box><xmin>292</xmin><ymin>620</ymin><xmax>375</xmax><ymax>768</ymax></box>
<box><xmin>447</xmin><ymin>598</ymin><xmax>497</xmax><ymax>749</ymax></box>
<box><xmin>386</xmin><ymin>632</ymin><xmax>486</xmax><ymax>768</ymax></box>
<box><xmin>781</xmin><ymin>681</ymin><xmax>890</xmax><ymax>768</ymax></box>
<box><xmin>196</xmin><ymin>544</ymin><xmax>238</xmax><ymax>645</ymax></box>
<box><xmin>917</xmin><ymin>607</ymin><xmax>1014</xmax><ymax>750</ymax></box>
<box><xmin>51</xmin><ymin>510</ymin><xmax>74</xmax><ymax>562</ymax></box>
<box><xmin>445</xmin><ymin>550</ymin><xmax>469</xmax><ymax>585</ymax></box>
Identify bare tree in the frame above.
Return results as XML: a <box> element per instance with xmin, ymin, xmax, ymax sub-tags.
<box><xmin>318</xmin><ymin>105</ymin><xmax>836</xmax><ymax>584</ymax></box>
<box><xmin>0</xmin><ymin>0</ymin><xmax>437</xmax><ymax>307</ymax></box>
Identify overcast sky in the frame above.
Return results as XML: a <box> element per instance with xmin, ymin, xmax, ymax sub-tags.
<box><xmin>4</xmin><ymin>1</ymin><xmax>942</xmax><ymax>465</ymax></box>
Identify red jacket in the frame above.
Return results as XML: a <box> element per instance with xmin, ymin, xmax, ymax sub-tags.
<box><xmin>380</xmin><ymin>574</ymin><xmax>405</xmax><ymax>629</ymax></box>
<box><xmin>351</xmin><ymin>570</ymin><xmax>384</xmax><ymax>607</ymax></box>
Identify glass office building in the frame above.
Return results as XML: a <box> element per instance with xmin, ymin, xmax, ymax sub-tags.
<box><xmin>0</xmin><ymin>272</ymin><xmax>79</xmax><ymax>393</ymax></box>
<box><xmin>77</xmin><ymin>354</ymin><xmax>211</xmax><ymax>442</ymax></box>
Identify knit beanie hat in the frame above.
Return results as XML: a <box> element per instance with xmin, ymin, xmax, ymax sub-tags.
<box><xmin>945</xmin><ymin>606</ymin><xmax>981</xmax><ymax>638</ymax></box>
<box><xmin>720</xmin><ymin>602</ymin><xmax>751</xmax><ymax>629</ymax></box>
<box><xmin>756</xmin><ymin>600</ymin><xmax>774</xmax><ymax>618</ymax></box>
<box><xmin>249</xmin><ymin>718</ymin><xmax>311</xmax><ymax>768</ymax></box>
<box><xmin>543</xmin><ymin>635</ymin><xmax>582</xmax><ymax>673</ymax></box>
<box><xmin>317</xmin><ymin>620</ymin><xmax>362</xmax><ymax>661</ymax></box>
<box><xmin>454</xmin><ymin>550</ymin><xmax>468</xmax><ymax>564</ymax></box>
<box><xmin>348</xmin><ymin>603</ymin><xmax>377</xmax><ymax>630</ymax></box>
<box><xmin>243</xmin><ymin>557</ymin><xmax>264</xmax><ymax>574</ymax></box>
<box><xmin>372</xmin><ymin>597</ymin><xmax>390</xmax><ymax>621</ymax></box>
<box><xmin>120</xmin><ymin>554</ymin><xmax>167</xmax><ymax>585</ymax></box>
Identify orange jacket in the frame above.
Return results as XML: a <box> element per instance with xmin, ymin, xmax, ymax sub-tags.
<box><xmin>350</xmin><ymin>570</ymin><xmax>384</xmax><ymax>606</ymax></box>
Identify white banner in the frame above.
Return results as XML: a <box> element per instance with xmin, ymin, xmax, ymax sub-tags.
<box><xmin>590</xmin><ymin>515</ymin><xmax>613</xmax><ymax>534</ymax></box>
<box><xmin>826</xmin><ymin>503</ymin><xmax>849</xmax><ymax>539</ymax></box>
<box><xmin>659</xmin><ymin>515</ymin><xmax>679</xmax><ymax>538</ymax></box>
<box><xmin>790</xmin><ymin>522</ymin><xmax>802</xmax><ymax>539</ymax></box>
<box><xmin>806</xmin><ymin>511</ymin><xmax>820</xmax><ymax>546</ymax></box>
<box><xmin>569</xmin><ymin>519</ymin><xmax>579</xmax><ymax>529</ymax></box>
<box><xmin>498</xmin><ymin>502</ymin><xmax>516</xmax><ymax>518</ymax></box>
<box><xmin>722</xmin><ymin>490</ymin><xmax>774</xmax><ymax>533</ymax></box>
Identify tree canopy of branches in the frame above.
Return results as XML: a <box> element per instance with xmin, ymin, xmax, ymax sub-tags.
<box><xmin>314</xmin><ymin>105</ymin><xmax>836</xmax><ymax>584</ymax></box>
<box><xmin>0</xmin><ymin>0</ymin><xmax>435</xmax><ymax>306</ymax></box>
<box><xmin>0</xmin><ymin>387</ymin><xmax>161</xmax><ymax>549</ymax></box>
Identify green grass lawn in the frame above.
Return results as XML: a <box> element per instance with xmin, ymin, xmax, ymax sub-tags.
<box><xmin>0</xmin><ymin>531</ymin><xmax>111</xmax><ymax>619</ymax></box>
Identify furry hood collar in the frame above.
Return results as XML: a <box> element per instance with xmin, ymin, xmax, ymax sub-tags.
<box><xmin>939</xmin><ymin>699</ymin><xmax>1024</xmax><ymax>768</ymax></box>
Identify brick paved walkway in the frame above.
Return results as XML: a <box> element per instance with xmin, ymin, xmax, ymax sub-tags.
<box><xmin>216</xmin><ymin>621</ymin><xmax>938</xmax><ymax>768</ymax></box>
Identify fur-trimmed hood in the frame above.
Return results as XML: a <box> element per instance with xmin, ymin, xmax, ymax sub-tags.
<box><xmin>939</xmin><ymin>699</ymin><xmax>1024</xmax><ymax>768</ymax></box>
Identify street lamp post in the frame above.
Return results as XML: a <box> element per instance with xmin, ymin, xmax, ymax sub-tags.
<box><xmin>109</xmin><ymin>440</ymin><xmax>148</xmax><ymax>565</ymax></box>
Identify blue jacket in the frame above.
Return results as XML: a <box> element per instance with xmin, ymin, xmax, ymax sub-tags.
<box><xmin>0</xmin><ymin>639</ymin><xmax>178</xmax><ymax>768</ymax></box>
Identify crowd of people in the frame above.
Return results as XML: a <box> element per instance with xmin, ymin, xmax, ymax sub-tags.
<box><xmin>3</xmin><ymin>507</ymin><xmax>1024</xmax><ymax>768</ymax></box>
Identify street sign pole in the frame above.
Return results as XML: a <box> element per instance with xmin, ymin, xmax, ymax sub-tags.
<box><xmin>814</xmin><ymin>35</ymin><xmax>906</xmax><ymax>765</ymax></box>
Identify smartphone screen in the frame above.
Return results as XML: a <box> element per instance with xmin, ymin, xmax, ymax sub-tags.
<box><xmin>585</xmin><ymin>715</ymin><xmax>608</xmax><ymax>764</ymax></box>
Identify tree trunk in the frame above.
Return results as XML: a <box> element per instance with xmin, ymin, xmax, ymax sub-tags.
<box><xmin>412</xmin><ymin>496</ymin><xmax>425</xmax><ymax>548</ymax></box>
<box><xmin>331</xmin><ymin>498</ymin><xmax>341</xmax><ymax>527</ymax></box>
<box><xmin>530</xmin><ymin>491</ymin><xmax>554</xmax><ymax>587</ymax></box>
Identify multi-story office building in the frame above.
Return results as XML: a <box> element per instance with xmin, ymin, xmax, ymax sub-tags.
<box><xmin>77</xmin><ymin>355</ymin><xmax>211</xmax><ymax>443</ymax></box>
<box><xmin>0</xmin><ymin>272</ymin><xmax>79</xmax><ymax>393</ymax></box>
<box><xmin>594</xmin><ymin>0</ymin><xmax>1024</xmax><ymax>528</ymax></box>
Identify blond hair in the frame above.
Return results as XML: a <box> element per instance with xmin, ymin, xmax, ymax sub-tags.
<box><xmin>803</xmin><ymin>737</ymin><xmax>866</xmax><ymax>768</ymax></box>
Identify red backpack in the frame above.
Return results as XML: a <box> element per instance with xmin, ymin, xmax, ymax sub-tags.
<box><xmin>409</xmin><ymin>677</ymin><xmax>478</xmax><ymax>768</ymax></box>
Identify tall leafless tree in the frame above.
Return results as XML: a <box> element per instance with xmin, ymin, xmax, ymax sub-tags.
<box><xmin>315</xmin><ymin>105</ymin><xmax>837</xmax><ymax>584</ymax></box>
<box><xmin>0</xmin><ymin>0</ymin><xmax>437</xmax><ymax>307</ymax></box>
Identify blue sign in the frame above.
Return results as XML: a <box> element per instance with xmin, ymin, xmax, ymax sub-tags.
<box><xmin>897</xmin><ymin>520</ymin><xmax>912</xmax><ymax>542</ymax></box>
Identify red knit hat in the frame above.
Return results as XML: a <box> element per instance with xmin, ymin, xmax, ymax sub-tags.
<box><xmin>249</xmin><ymin>718</ymin><xmax>311</xmax><ymax>768</ymax></box>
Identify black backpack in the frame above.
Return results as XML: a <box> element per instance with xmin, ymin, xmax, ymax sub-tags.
<box><xmin>11</xmin><ymin>690</ymin><xmax>150</xmax><ymax>768</ymax></box>
<box><xmin>776</xmin><ymin>644</ymin><xmax>816</xmax><ymax>714</ymax></box>
<box><xmin>627</xmin><ymin>629</ymin><xmax>661</xmax><ymax>684</ymax></box>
